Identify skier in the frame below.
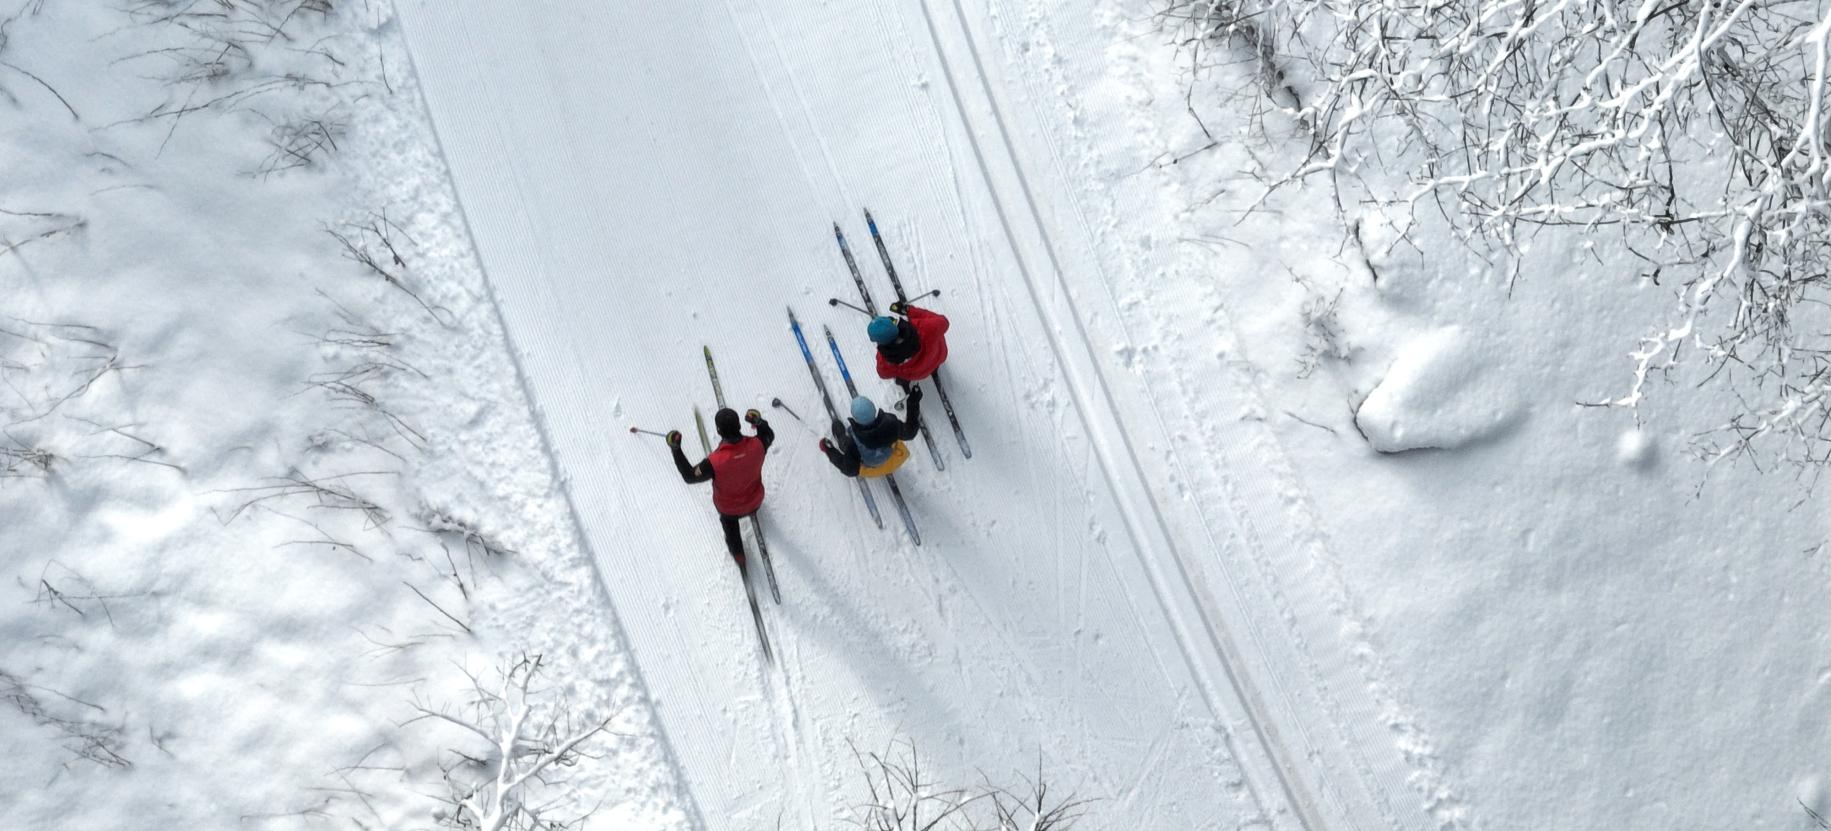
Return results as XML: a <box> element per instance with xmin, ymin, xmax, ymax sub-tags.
<box><xmin>667</xmin><ymin>407</ymin><xmax>773</xmax><ymax>563</ymax></box>
<box><xmin>868</xmin><ymin>300</ymin><xmax>950</xmax><ymax>389</ymax></box>
<box><xmin>819</xmin><ymin>390</ymin><xmax>923</xmax><ymax>478</ymax></box>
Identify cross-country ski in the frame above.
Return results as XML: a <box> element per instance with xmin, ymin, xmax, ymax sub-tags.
<box><xmin>661</xmin><ymin>402</ymin><xmax>775</xmax><ymax>664</ymax></box>
<box><xmin>703</xmin><ymin>346</ymin><xmax>781</xmax><ymax>605</ymax></box>
<box><xmin>865</xmin><ymin>209</ymin><xmax>972</xmax><ymax>459</ymax></box>
<box><xmin>789</xmin><ymin>307</ymin><xmax>886</xmax><ymax>531</ymax></box>
<box><xmin>835</xmin><ymin>222</ymin><xmax>948</xmax><ymax>470</ymax></box>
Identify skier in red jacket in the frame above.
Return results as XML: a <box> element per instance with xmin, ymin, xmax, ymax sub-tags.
<box><xmin>667</xmin><ymin>407</ymin><xmax>773</xmax><ymax>564</ymax></box>
<box><xmin>869</xmin><ymin>302</ymin><xmax>950</xmax><ymax>388</ymax></box>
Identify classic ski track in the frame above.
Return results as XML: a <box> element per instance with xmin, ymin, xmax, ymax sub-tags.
<box><xmin>934</xmin><ymin>2</ymin><xmax>1454</xmax><ymax>828</ymax></box>
<box><xmin>910</xmin><ymin>0</ymin><xmax>1344</xmax><ymax>828</ymax></box>
<box><xmin>990</xmin><ymin>3</ymin><xmax>1461</xmax><ymax>826</ymax></box>
<box><xmin>964</xmin><ymin>1</ymin><xmax>1390</xmax><ymax>823</ymax></box>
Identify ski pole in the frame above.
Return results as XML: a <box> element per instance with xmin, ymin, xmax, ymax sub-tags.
<box><xmin>770</xmin><ymin>404</ymin><xmax>822</xmax><ymax>440</ymax></box>
<box><xmin>827</xmin><ymin>297</ymin><xmax>872</xmax><ymax>317</ymax></box>
<box><xmin>629</xmin><ymin>426</ymin><xmax>670</xmax><ymax>439</ymax></box>
<box><xmin>907</xmin><ymin>288</ymin><xmax>942</xmax><ymax>304</ymax></box>
<box><xmin>769</xmin><ymin>397</ymin><xmax>804</xmax><ymax>423</ymax></box>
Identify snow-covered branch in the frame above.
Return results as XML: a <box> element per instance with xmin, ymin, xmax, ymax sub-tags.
<box><xmin>1162</xmin><ymin>0</ymin><xmax>1831</xmax><ymax>469</ymax></box>
<box><xmin>843</xmin><ymin>740</ymin><xmax>1088</xmax><ymax>831</ymax></box>
<box><xmin>411</xmin><ymin>653</ymin><xmax>616</xmax><ymax>831</ymax></box>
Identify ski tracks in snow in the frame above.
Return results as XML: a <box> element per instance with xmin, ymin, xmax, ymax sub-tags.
<box><xmin>396</xmin><ymin>0</ymin><xmax>1443</xmax><ymax>826</ymax></box>
<box><xmin>906</xmin><ymin>0</ymin><xmax>1468</xmax><ymax>829</ymax></box>
<box><xmin>945</xmin><ymin>0</ymin><xmax>1471</xmax><ymax>828</ymax></box>
<box><xmin>901</xmin><ymin>2</ymin><xmax>1321</xmax><ymax>827</ymax></box>
<box><xmin>723</xmin><ymin>1</ymin><xmax>1255</xmax><ymax>825</ymax></box>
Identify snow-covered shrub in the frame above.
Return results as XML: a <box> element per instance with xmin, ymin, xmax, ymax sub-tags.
<box><xmin>3</xmin><ymin>0</ymin><xmax>661</xmax><ymax>825</ymax></box>
<box><xmin>1160</xmin><ymin>0</ymin><xmax>1831</xmax><ymax>471</ymax></box>
<box><xmin>412</xmin><ymin>654</ymin><xmax>615</xmax><ymax>831</ymax></box>
<box><xmin>844</xmin><ymin>740</ymin><xmax>1088</xmax><ymax>830</ymax></box>
<box><xmin>1294</xmin><ymin>277</ymin><xmax>1349</xmax><ymax>378</ymax></box>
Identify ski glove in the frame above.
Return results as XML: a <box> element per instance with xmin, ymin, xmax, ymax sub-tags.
<box><xmin>888</xmin><ymin>301</ymin><xmax>905</xmax><ymax>316</ymax></box>
<box><xmin>666</xmin><ymin>430</ymin><xmax>683</xmax><ymax>447</ymax></box>
<box><xmin>744</xmin><ymin>409</ymin><xmax>763</xmax><ymax>425</ymax></box>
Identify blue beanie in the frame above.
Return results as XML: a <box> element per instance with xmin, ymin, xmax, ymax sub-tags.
<box><xmin>867</xmin><ymin>316</ymin><xmax>899</xmax><ymax>344</ymax></box>
<box><xmin>850</xmin><ymin>395</ymin><xmax>878</xmax><ymax>423</ymax></box>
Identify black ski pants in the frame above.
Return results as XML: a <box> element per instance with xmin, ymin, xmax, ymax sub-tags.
<box><xmin>822</xmin><ymin>439</ymin><xmax>862</xmax><ymax>478</ymax></box>
<box><xmin>719</xmin><ymin>513</ymin><xmax>749</xmax><ymax>565</ymax></box>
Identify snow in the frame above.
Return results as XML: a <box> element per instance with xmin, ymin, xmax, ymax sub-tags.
<box><xmin>1353</xmin><ymin>326</ymin><xmax>1523</xmax><ymax>454</ymax></box>
<box><xmin>1615</xmin><ymin>429</ymin><xmax>1656</xmax><ymax>469</ymax></box>
<box><xmin>2</xmin><ymin>2</ymin><xmax>683</xmax><ymax>827</ymax></box>
<box><xmin>1032</xmin><ymin>3</ymin><xmax>1831</xmax><ymax>829</ymax></box>
<box><xmin>374</xmin><ymin>0</ymin><xmax>1831</xmax><ymax>825</ymax></box>
<box><xmin>7</xmin><ymin>0</ymin><xmax>1829</xmax><ymax>828</ymax></box>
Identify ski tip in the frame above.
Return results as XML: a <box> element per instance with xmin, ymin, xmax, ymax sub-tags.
<box><xmin>864</xmin><ymin>208</ymin><xmax>878</xmax><ymax>229</ymax></box>
<box><xmin>832</xmin><ymin>222</ymin><xmax>844</xmax><ymax>237</ymax></box>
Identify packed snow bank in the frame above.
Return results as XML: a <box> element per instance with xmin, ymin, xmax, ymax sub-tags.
<box><xmin>1354</xmin><ymin>326</ymin><xmax>1523</xmax><ymax>453</ymax></box>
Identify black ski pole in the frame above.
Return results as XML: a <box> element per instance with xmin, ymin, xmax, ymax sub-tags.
<box><xmin>629</xmin><ymin>426</ymin><xmax>670</xmax><ymax>439</ymax></box>
<box><xmin>771</xmin><ymin>405</ymin><xmax>822</xmax><ymax>440</ymax></box>
<box><xmin>827</xmin><ymin>298</ymin><xmax>873</xmax><ymax>316</ymax></box>
<box><xmin>769</xmin><ymin>398</ymin><xmax>804</xmax><ymax>423</ymax></box>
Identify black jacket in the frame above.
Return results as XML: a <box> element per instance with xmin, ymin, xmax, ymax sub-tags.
<box><xmin>671</xmin><ymin>419</ymin><xmax>775</xmax><ymax>483</ymax></box>
<box><xmin>849</xmin><ymin>391</ymin><xmax>922</xmax><ymax>449</ymax></box>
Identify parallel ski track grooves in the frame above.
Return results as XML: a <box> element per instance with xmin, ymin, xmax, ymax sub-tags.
<box><xmin>912</xmin><ymin>2</ymin><xmax>1327</xmax><ymax>829</ymax></box>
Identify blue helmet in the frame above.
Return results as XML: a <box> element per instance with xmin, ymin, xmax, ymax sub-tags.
<box><xmin>850</xmin><ymin>395</ymin><xmax>878</xmax><ymax>423</ymax></box>
<box><xmin>867</xmin><ymin>316</ymin><xmax>899</xmax><ymax>344</ymax></box>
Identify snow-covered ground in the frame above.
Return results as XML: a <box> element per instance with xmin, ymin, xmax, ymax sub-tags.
<box><xmin>7</xmin><ymin>0</ymin><xmax>1830</xmax><ymax>828</ymax></box>
<box><xmin>995</xmin><ymin>2</ymin><xmax>1831</xmax><ymax>829</ymax></box>
<box><xmin>2</xmin><ymin>2</ymin><xmax>683</xmax><ymax>827</ymax></box>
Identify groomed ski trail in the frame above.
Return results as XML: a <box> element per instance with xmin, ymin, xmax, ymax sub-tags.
<box><xmin>391</xmin><ymin>0</ymin><xmax>1411</xmax><ymax>829</ymax></box>
<box><xmin>902</xmin><ymin>2</ymin><xmax>1328</xmax><ymax>828</ymax></box>
<box><xmin>941</xmin><ymin>0</ymin><xmax>1467</xmax><ymax>828</ymax></box>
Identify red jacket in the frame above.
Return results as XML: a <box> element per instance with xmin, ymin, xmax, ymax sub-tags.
<box><xmin>875</xmin><ymin>306</ymin><xmax>950</xmax><ymax>382</ymax></box>
<box><xmin>708</xmin><ymin>436</ymin><xmax>766</xmax><ymax>516</ymax></box>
